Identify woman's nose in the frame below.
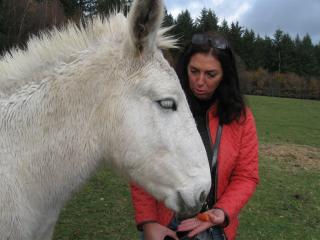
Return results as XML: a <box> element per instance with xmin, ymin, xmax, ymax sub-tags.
<box><xmin>197</xmin><ymin>73</ymin><xmax>206</xmax><ymax>85</ymax></box>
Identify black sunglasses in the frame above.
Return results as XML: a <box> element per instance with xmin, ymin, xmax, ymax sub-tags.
<box><xmin>191</xmin><ymin>33</ymin><xmax>229</xmax><ymax>50</ymax></box>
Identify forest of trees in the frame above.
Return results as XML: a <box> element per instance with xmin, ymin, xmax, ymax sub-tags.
<box><xmin>1</xmin><ymin>0</ymin><xmax>319</xmax><ymax>99</ymax></box>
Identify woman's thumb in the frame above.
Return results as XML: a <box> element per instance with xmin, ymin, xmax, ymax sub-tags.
<box><xmin>165</xmin><ymin>229</ymin><xmax>179</xmax><ymax>240</ymax></box>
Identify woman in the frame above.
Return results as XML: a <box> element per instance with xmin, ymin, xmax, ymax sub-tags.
<box><xmin>130</xmin><ymin>32</ymin><xmax>259</xmax><ymax>240</ymax></box>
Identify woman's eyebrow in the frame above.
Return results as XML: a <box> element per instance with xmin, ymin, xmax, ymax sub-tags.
<box><xmin>188</xmin><ymin>64</ymin><xmax>199</xmax><ymax>69</ymax></box>
<box><xmin>189</xmin><ymin>64</ymin><xmax>218</xmax><ymax>72</ymax></box>
<box><xmin>206</xmin><ymin>69</ymin><xmax>218</xmax><ymax>73</ymax></box>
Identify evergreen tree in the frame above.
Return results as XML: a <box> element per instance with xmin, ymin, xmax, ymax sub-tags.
<box><xmin>1</xmin><ymin>0</ymin><xmax>67</xmax><ymax>55</ymax></box>
<box><xmin>218</xmin><ymin>19</ymin><xmax>229</xmax><ymax>37</ymax></box>
<box><xmin>280</xmin><ymin>33</ymin><xmax>296</xmax><ymax>73</ymax></box>
<box><xmin>272</xmin><ymin>29</ymin><xmax>284</xmax><ymax>73</ymax></box>
<box><xmin>228</xmin><ymin>21</ymin><xmax>243</xmax><ymax>54</ymax></box>
<box><xmin>195</xmin><ymin>8</ymin><xmax>218</xmax><ymax>33</ymax></box>
<box><xmin>163</xmin><ymin>8</ymin><xmax>175</xmax><ymax>27</ymax></box>
<box><xmin>96</xmin><ymin>0</ymin><xmax>132</xmax><ymax>16</ymax></box>
<box><xmin>298</xmin><ymin>34</ymin><xmax>317</xmax><ymax>76</ymax></box>
<box><xmin>314</xmin><ymin>42</ymin><xmax>320</xmax><ymax>75</ymax></box>
<box><xmin>0</xmin><ymin>0</ymin><xmax>7</xmax><ymax>52</ymax></box>
<box><xmin>262</xmin><ymin>36</ymin><xmax>276</xmax><ymax>72</ymax></box>
<box><xmin>254</xmin><ymin>35</ymin><xmax>268</xmax><ymax>70</ymax></box>
<box><xmin>71</xmin><ymin>0</ymin><xmax>133</xmax><ymax>18</ymax></box>
<box><xmin>96</xmin><ymin>0</ymin><xmax>118</xmax><ymax>16</ymax></box>
<box><xmin>240</xmin><ymin>29</ymin><xmax>257</xmax><ymax>70</ymax></box>
<box><xmin>269</xmin><ymin>30</ymin><xmax>296</xmax><ymax>73</ymax></box>
<box><xmin>59</xmin><ymin>0</ymin><xmax>80</xmax><ymax>16</ymax></box>
<box><xmin>161</xmin><ymin>8</ymin><xmax>175</xmax><ymax>39</ymax></box>
<box><xmin>174</xmin><ymin>10</ymin><xmax>194</xmax><ymax>47</ymax></box>
<box><xmin>293</xmin><ymin>35</ymin><xmax>303</xmax><ymax>75</ymax></box>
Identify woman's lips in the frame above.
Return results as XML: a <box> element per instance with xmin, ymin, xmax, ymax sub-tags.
<box><xmin>194</xmin><ymin>89</ymin><xmax>207</xmax><ymax>95</ymax></box>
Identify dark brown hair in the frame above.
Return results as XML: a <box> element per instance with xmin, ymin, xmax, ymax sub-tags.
<box><xmin>176</xmin><ymin>32</ymin><xmax>246</xmax><ymax>124</ymax></box>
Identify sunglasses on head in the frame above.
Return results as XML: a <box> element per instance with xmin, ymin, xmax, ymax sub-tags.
<box><xmin>191</xmin><ymin>33</ymin><xmax>229</xmax><ymax>50</ymax></box>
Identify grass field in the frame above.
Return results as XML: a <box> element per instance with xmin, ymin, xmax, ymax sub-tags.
<box><xmin>53</xmin><ymin>95</ymin><xmax>320</xmax><ymax>240</ymax></box>
<box><xmin>247</xmin><ymin>95</ymin><xmax>320</xmax><ymax>147</ymax></box>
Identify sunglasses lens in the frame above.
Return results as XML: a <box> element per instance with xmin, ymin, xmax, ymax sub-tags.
<box><xmin>191</xmin><ymin>34</ymin><xmax>207</xmax><ymax>45</ymax></box>
<box><xmin>191</xmin><ymin>34</ymin><xmax>228</xmax><ymax>50</ymax></box>
<box><xmin>213</xmin><ymin>37</ymin><xmax>228</xmax><ymax>49</ymax></box>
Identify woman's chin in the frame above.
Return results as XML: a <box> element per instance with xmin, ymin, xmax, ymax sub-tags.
<box><xmin>194</xmin><ymin>93</ymin><xmax>211</xmax><ymax>100</ymax></box>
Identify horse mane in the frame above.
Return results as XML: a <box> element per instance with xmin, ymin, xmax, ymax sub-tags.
<box><xmin>0</xmin><ymin>13</ymin><xmax>176</xmax><ymax>98</ymax></box>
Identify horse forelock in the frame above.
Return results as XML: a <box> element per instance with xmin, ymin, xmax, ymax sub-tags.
<box><xmin>0</xmin><ymin>12</ymin><xmax>177</xmax><ymax>99</ymax></box>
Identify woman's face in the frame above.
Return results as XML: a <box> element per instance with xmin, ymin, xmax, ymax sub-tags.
<box><xmin>187</xmin><ymin>52</ymin><xmax>223</xmax><ymax>100</ymax></box>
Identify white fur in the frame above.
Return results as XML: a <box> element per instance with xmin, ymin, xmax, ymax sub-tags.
<box><xmin>0</xmin><ymin>0</ymin><xmax>211</xmax><ymax>239</ymax></box>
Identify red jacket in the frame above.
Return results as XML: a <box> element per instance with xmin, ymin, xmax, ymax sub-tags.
<box><xmin>130</xmin><ymin>107</ymin><xmax>259</xmax><ymax>240</ymax></box>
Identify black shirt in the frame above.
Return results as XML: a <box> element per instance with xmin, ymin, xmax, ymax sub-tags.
<box><xmin>187</xmin><ymin>91</ymin><xmax>215</xmax><ymax>166</ymax></box>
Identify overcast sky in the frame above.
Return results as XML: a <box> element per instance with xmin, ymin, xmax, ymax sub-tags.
<box><xmin>164</xmin><ymin>0</ymin><xmax>320</xmax><ymax>45</ymax></box>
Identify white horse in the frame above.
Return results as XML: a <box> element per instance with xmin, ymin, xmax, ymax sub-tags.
<box><xmin>0</xmin><ymin>0</ymin><xmax>211</xmax><ymax>239</ymax></box>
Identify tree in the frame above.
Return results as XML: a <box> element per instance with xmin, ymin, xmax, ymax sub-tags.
<box><xmin>272</xmin><ymin>29</ymin><xmax>284</xmax><ymax>73</ymax></box>
<box><xmin>59</xmin><ymin>0</ymin><xmax>80</xmax><ymax>16</ymax></box>
<box><xmin>173</xmin><ymin>10</ymin><xmax>194</xmax><ymax>47</ymax></box>
<box><xmin>0</xmin><ymin>0</ymin><xmax>67</xmax><ymax>55</ymax></box>
<box><xmin>314</xmin><ymin>42</ymin><xmax>320</xmax><ymax>75</ymax></box>
<box><xmin>163</xmin><ymin>8</ymin><xmax>175</xmax><ymax>27</ymax></box>
<box><xmin>279</xmin><ymin>33</ymin><xmax>296</xmax><ymax>73</ymax></box>
<box><xmin>96</xmin><ymin>0</ymin><xmax>132</xmax><ymax>16</ymax></box>
<box><xmin>262</xmin><ymin>36</ymin><xmax>277</xmax><ymax>72</ymax></box>
<box><xmin>298</xmin><ymin>34</ymin><xmax>317</xmax><ymax>76</ymax></box>
<box><xmin>218</xmin><ymin>19</ymin><xmax>229</xmax><ymax>36</ymax></box>
<box><xmin>240</xmin><ymin>29</ymin><xmax>257</xmax><ymax>70</ymax></box>
<box><xmin>0</xmin><ymin>0</ymin><xmax>9</xmax><ymax>54</ymax></box>
<box><xmin>269</xmin><ymin>29</ymin><xmax>297</xmax><ymax>73</ymax></box>
<box><xmin>253</xmin><ymin>35</ymin><xmax>269</xmax><ymax>70</ymax></box>
<box><xmin>195</xmin><ymin>8</ymin><xmax>218</xmax><ymax>33</ymax></box>
<box><xmin>228</xmin><ymin>21</ymin><xmax>243</xmax><ymax>54</ymax></box>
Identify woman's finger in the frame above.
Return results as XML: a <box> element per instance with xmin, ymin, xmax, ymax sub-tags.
<box><xmin>179</xmin><ymin>218</ymin><xmax>199</xmax><ymax>225</ymax></box>
<box><xmin>177</xmin><ymin>219</ymin><xmax>201</xmax><ymax>231</ymax></box>
<box><xmin>187</xmin><ymin>222</ymin><xmax>212</xmax><ymax>238</ymax></box>
<box><xmin>165</xmin><ymin>228</ymin><xmax>179</xmax><ymax>240</ymax></box>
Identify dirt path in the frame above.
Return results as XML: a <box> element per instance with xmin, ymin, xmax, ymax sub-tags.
<box><xmin>259</xmin><ymin>143</ymin><xmax>320</xmax><ymax>170</ymax></box>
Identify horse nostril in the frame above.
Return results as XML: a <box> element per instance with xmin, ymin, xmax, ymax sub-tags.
<box><xmin>199</xmin><ymin>190</ymin><xmax>207</xmax><ymax>203</ymax></box>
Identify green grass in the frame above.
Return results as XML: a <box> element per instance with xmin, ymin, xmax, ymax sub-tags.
<box><xmin>53</xmin><ymin>95</ymin><xmax>320</xmax><ymax>239</ymax></box>
<box><xmin>238</xmin><ymin>157</ymin><xmax>320</xmax><ymax>239</ymax></box>
<box><xmin>247</xmin><ymin>95</ymin><xmax>320</xmax><ymax>147</ymax></box>
<box><xmin>53</xmin><ymin>168</ymin><xmax>138</xmax><ymax>240</ymax></box>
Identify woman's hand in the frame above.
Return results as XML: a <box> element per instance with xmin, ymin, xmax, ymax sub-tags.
<box><xmin>143</xmin><ymin>222</ymin><xmax>178</xmax><ymax>240</ymax></box>
<box><xmin>177</xmin><ymin>208</ymin><xmax>225</xmax><ymax>238</ymax></box>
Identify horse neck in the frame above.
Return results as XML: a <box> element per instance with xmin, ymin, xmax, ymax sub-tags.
<box><xmin>0</xmin><ymin>14</ymin><xmax>128</xmax><ymax>98</ymax></box>
<box><xmin>0</xmin><ymin>55</ymin><xmax>123</xmax><ymax>207</ymax></box>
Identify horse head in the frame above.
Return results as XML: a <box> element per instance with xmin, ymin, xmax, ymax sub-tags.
<box><xmin>104</xmin><ymin>0</ymin><xmax>212</xmax><ymax>218</ymax></box>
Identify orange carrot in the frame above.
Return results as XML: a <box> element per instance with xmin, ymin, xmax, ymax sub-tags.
<box><xmin>197</xmin><ymin>213</ymin><xmax>210</xmax><ymax>222</ymax></box>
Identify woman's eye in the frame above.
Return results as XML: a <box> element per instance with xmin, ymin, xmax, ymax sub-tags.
<box><xmin>207</xmin><ymin>72</ymin><xmax>216</xmax><ymax>78</ymax></box>
<box><xmin>157</xmin><ymin>99</ymin><xmax>177</xmax><ymax>111</ymax></box>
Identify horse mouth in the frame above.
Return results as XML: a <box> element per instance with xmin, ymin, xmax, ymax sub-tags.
<box><xmin>175</xmin><ymin>190</ymin><xmax>206</xmax><ymax>220</ymax></box>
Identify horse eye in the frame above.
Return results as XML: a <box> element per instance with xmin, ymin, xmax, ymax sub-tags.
<box><xmin>157</xmin><ymin>98</ymin><xmax>177</xmax><ymax>111</ymax></box>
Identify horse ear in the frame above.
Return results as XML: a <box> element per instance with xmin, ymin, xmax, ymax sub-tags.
<box><xmin>127</xmin><ymin>0</ymin><xmax>164</xmax><ymax>54</ymax></box>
